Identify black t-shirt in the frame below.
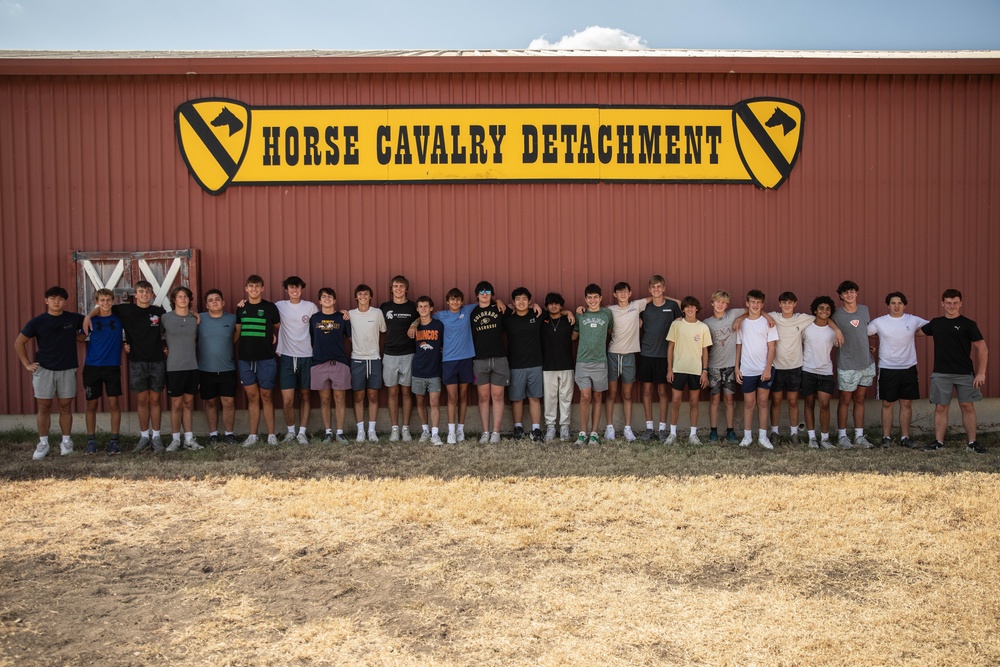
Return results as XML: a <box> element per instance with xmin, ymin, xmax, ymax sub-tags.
<box><xmin>237</xmin><ymin>299</ymin><xmax>281</xmax><ymax>361</ymax></box>
<box><xmin>112</xmin><ymin>303</ymin><xmax>166</xmax><ymax>362</ymax></box>
<box><xmin>380</xmin><ymin>299</ymin><xmax>419</xmax><ymax>356</ymax></box>
<box><xmin>541</xmin><ymin>315</ymin><xmax>575</xmax><ymax>371</ymax></box>
<box><xmin>922</xmin><ymin>315</ymin><xmax>983</xmax><ymax>375</ymax></box>
<box><xmin>471</xmin><ymin>304</ymin><xmax>507</xmax><ymax>359</ymax></box>
<box><xmin>21</xmin><ymin>311</ymin><xmax>84</xmax><ymax>370</ymax></box>
<box><xmin>503</xmin><ymin>311</ymin><xmax>543</xmax><ymax>369</ymax></box>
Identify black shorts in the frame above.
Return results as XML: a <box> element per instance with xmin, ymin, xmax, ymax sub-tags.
<box><xmin>637</xmin><ymin>355</ymin><xmax>667</xmax><ymax>384</ymax></box>
<box><xmin>200</xmin><ymin>370</ymin><xmax>238</xmax><ymax>400</ymax></box>
<box><xmin>671</xmin><ymin>372</ymin><xmax>702</xmax><ymax>391</ymax></box>
<box><xmin>877</xmin><ymin>366</ymin><xmax>920</xmax><ymax>402</ymax></box>
<box><xmin>800</xmin><ymin>371</ymin><xmax>836</xmax><ymax>397</ymax></box>
<box><xmin>83</xmin><ymin>365</ymin><xmax>123</xmax><ymax>400</ymax></box>
<box><xmin>771</xmin><ymin>367</ymin><xmax>803</xmax><ymax>393</ymax></box>
<box><xmin>166</xmin><ymin>369</ymin><xmax>199</xmax><ymax>397</ymax></box>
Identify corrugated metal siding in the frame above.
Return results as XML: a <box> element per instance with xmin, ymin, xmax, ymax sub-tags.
<box><xmin>2</xmin><ymin>68</ymin><xmax>997</xmax><ymax>414</ymax></box>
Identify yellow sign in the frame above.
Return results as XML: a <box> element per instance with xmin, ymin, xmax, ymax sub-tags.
<box><xmin>175</xmin><ymin>98</ymin><xmax>804</xmax><ymax>195</ymax></box>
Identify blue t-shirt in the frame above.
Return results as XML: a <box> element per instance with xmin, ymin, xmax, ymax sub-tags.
<box><xmin>198</xmin><ymin>312</ymin><xmax>237</xmax><ymax>373</ymax></box>
<box><xmin>412</xmin><ymin>319</ymin><xmax>445</xmax><ymax>379</ymax></box>
<box><xmin>21</xmin><ymin>311</ymin><xmax>84</xmax><ymax>371</ymax></box>
<box><xmin>433</xmin><ymin>304</ymin><xmax>476</xmax><ymax>362</ymax></box>
<box><xmin>85</xmin><ymin>313</ymin><xmax>123</xmax><ymax>367</ymax></box>
<box><xmin>310</xmin><ymin>311</ymin><xmax>351</xmax><ymax>364</ymax></box>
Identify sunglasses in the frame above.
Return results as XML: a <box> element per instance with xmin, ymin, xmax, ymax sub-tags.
<box><xmin>478</xmin><ymin>290</ymin><xmax>492</xmax><ymax>295</ymax></box>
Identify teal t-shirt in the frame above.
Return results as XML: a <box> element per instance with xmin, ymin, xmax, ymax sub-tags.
<box><xmin>574</xmin><ymin>308</ymin><xmax>613</xmax><ymax>364</ymax></box>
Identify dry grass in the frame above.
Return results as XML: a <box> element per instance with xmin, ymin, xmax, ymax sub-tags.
<box><xmin>1</xmin><ymin>430</ymin><xmax>998</xmax><ymax>665</ymax></box>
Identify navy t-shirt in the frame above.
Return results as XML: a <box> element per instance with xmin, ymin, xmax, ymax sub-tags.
<box><xmin>310</xmin><ymin>311</ymin><xmax>351</xmax><ymax>365</ymax></box>
<box><xmin>85</xmin><ymin>313</ymin><xmax>123</xmax><ymax>367</ymax></box>
<box><xmin>412</xmin><ymin>319</ymin><xmax>445</xmax><ymax>379</ymax></box>
<box><xmin>21</xmin><ymin>311</ymin><xmax>84</xmax><ymax>371</ymax></box>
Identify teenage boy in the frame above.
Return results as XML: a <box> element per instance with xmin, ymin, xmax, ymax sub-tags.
<box><xmin>574</xmin><ymin>284</ymin><xmax>614</xmax><ymax>445</ymax></box>
<box><xmin>431</xmin><ymin>288</ymin><xmax>477</xmax><ymax>444</ymax></box>
<box><xmin>541</xmin><ymin>293</ymin><xmax>575</xmax><ymax>442</ymax></box>
<box><xmin>504</xmin><ymin>287</ymin><xmax>544</xmax><ymax>442</ymax></box>
<box><xmin>15</xmin><ymin>286</ymin><xmax>85</xmax><ymax>460</ymax></box>
<box><xmin>412</xmin><ymin>296</ymin><xmax>445</xmax><ymax>445</ymax></box>
<box><xmin>735</xmin><ymin>290</ymin><xmax>778</xmax><ymax>449</ymax></box>
<box><xmin>704</xmin><ymin>291</ymin><xmax>744</xmax><ymax>444</ymax></box>
<box><xmin>160</xmin><ymin>286</ymin><xmax>203</xmax><ymax>452</ymax></box>
<box><xmin>82</xmin><ymin>288</ymin><xmax>123</xmax><ymax>455</ymax></box>
<box><xmin>801</xmin><ymin>297</ymin><xmax>839</xmax><ymax>449</ymax></box>
<box><xmin>602</xmin><ymin>281</ymin><xmax>652</xmax><ymax>441</ymax></box>
<box><xmin>349</xmin><ymin>284</ymin><xmax>387</xmax><ymax>442</ymax></box>
<box><xmin>86</xmin><ymin>280</ymin><xmax>167</xmax><ymax>453</ymax></box>
<box><xmin>236</xmin><ymin>274</ymin><xmax>281</xmax><ymax>447</ymax></box>
<box><xmin>867</xmin><ymin>292</ymin><xmax>929</xmax><ymax>448</ymax></box>
<box><xmin>198</xmin><ymin>289</ymin><xmax>238</xmax><ymax>445</ymax></box>
<box><xmin>471</xmin><ymin>281</ymin><xmax>509</xmax><ymax>444</ymax></box>
<box><xmin>381</xmin><ymin>275</ymin><xmax>419</xmax><ymax>442</ymax></box>
<box><xmin>638</xmin><ymin>275</ymin><xmax>682</xmax><ymax>441</ymax></box>
<box><xmin>276</xmin><ymin>276</ymin><xmax>318</xmax><ymax>445</ymax></box>
<box><xmin>921</xmin><ymin>289</ymin><xmax>989</xmax><ymax>453</ymax></box>
<box><xmin>665</xmin><ymin>297</ymin><xmax>712</xmax><ymax>444</ymax></box>
<box><xmin>831</xmin><ymin>280</ymin><xmax>875</xmax><ymax>449</ymax></box>
<box><xmin>310</xmin><ymin>288</ymin><xmax>352</xmax><ymax>443</ymax></box>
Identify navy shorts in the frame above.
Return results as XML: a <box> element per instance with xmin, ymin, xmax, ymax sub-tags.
<box><xmin>238</xmin><ymin>358</ymin><xmax>277</xmax><ymax>390</ymax></box>
<box><xmin>442</xmin><ymin>358</ymin><xmax>475</xmax><ymax>385</ymax></box>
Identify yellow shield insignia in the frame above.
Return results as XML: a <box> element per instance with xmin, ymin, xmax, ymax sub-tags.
<box><xmin>175</xmin><ymin>99</ymin><xmax>251</xmax><ymax>195</ymax></box>
<box><xmin>732</xmin><ymin>98</ymin><xmax>804</xmax><ymax>190</ymax></box>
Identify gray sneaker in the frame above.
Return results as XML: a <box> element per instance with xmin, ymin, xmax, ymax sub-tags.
<box><xmin>657</xmin><ymin>429</ymin><xmax>668</xmax><ymax>442</ymax></box>
<box><xmin>184</xmin><ymin>438</ymin><xmax>204</xmax><ymax>451</ymax></box>
<box><xmin>544</xmin><ymin>426</ymin><xmax>556</xmax><ymax>442</ymax></box>
<box><xmin>490</xmin><ymin>431</ymin><xmax>501</xmax><ymax>444</ymax></box>
<box><xmin>559</xmin><ymin>426</ymin><xmax>571</xmax><ymax>442</ymax></box>
<box><xmin>808</xmin><ymin>437</ymin><xmax>819</xmax><ymax>449</ymax></box>
<box><xmin>335</xmin><ymin>433</ymin><xmax>348</xmax><ymax>444</ymax></box>
<box><xmin>389</xmin><ymin>426</ymin><xmax>401</xmax><ymax>442</ymax></box>
<box><xmin>367</xmin><ymin>429</ymin><xmax>378</xmax><ymax>442</ymax></box>
<box><xmin>59</xmin><ymin>440</ymin><xmax>75</xmax><ymax>456</ymax></box>
<box><xmin>419</xmin><ymin>430</ymin><xmax>431</xmax><ymax>443</ymax></box>
<box><xmin>838</xmin><ymin>435</ymin><xmax>854</xmax><ymax>449</ymax></box>
<box><xmin>282</xmin><ymin>432</ymin><xmax>296</xmax><ymax>443</ymax></box>
<box><xmin>854</xmin><ymin>434</ymin><xmax>874</xmax><ymax>449</ymax></box>
<box><xmin>640</xmin><ymin>428</ymin><xmax>656</xmax><ymax>441</ymax></box>
<box><xmin>296</xmin><ymin>433</ymin><xmax>310</xmax><ymax>445</ymax></box>
<box><xmin>663</xmin><ymin>433</ymin><xmax>677</xmax><ymax>446</ymax></box>
<box><xmin>134</xmin><ymin>435</ymin><xmax>152</xmax><ymax>453</ymax></box>
<box><xmin>151</xmin><ymin>435</ymin><xmax>164</xmax><ymax>453</ymax></box>
<box><xmin>430</xmin><ymin>433</ymin><xmax>443</xmax><ymax>446</ymax></box>
<box><xmin>266</xmin><ymin>434</ymin><xmax>279</xmax><ymax>446</ymax></box>
<box><xmin>241</xmin><ymin>434</ymin><xmax>260</xmax><ymax>448</ymax></box>
<box><xmin>165</xmin><ymin>438</ymin><xmax>182</xmax><ymax>452</ymax></box>
<box><xmin>820</xmin><ymin>438</ymin><xmax>835</xmax><ymax>450</ymax></box>
<box><xmin>321</xmin><ymin>432</ymin><xmax>334</xmax><ymax>444</ymax></box>
<box><xmin>688</xmin><ymin>433</ymin><xmax>701</xmax><ymax>445</ymax></box>
<box><xmin>32</xmin><ymin>441</ymin><xmax>49</xmax><ymax>460</ymax></box>
<box><xmin>479</xmin><ymin>432</ymin><xmax>490</xmax><ymax>444</ymax></box>
<box><xmin>401</xmin><ymin>426</ymin><xmax>413</xmax><ymax>442</ymax></box>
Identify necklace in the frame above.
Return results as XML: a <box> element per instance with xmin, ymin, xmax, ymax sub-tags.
<box><xmin>549</xmin><ymin>317</ymin><xmax>561</xmax><ymax>331</ymax></box>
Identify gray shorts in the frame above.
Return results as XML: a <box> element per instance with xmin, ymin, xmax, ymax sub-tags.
<box><xmin>129</xmin><ymin>360</ymin><xmax>166</xmax><ymax>393</ymax></box>
<box><xmin>509</xmin><ymin>366</ymin><xmax>544</xmax><ymax>401</ymax></box>
<box><xmin>607</xmin><ymin>352</ymin><xmax>637</xmax><ymax>383</ymax></box>
<box><xmin>837</xmin><ymin>363</ymin><xmax>876</xmax><ymax>392</ymax></box>
<box><xmin>383</xmin><ymin>354</ymin><xmax>414</xmax><ymax>387</ymax></box>
<box><xmin>708</xmin><ymin>366</ymin><xmax>737</xmax><ymax>395</ymax></box>
<box><xmin>929</xmin><ymin>373</ymin><xmax>983</xmax><ymax>405</ymax></box>
<box><xmin>411</xmin><ymin>376</ymin><xmax>442</xmax><ymax>395</ymax></box>
<box><xmin>473</xmin><ymin>357</ymin><xmax>510</xmax><ymax>387</ymax></box>
<box><xmin>575</xmin><ymin>362</ymin><xmax>609</xmax><ymax>392</ymax></box>
<box><xmin>33</xmin><ymin>367</ymin><xmax>77</xmax><ymax>400</ymax></box>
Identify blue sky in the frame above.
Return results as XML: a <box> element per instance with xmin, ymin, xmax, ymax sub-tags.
<box><xmin>1</xmin><ymin>0</ymin><xmax>998</xmax><ymax>51</ymax></box>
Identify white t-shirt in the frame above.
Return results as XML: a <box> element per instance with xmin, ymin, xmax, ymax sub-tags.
<box><xmin>768</xmin><ymin>312</ymin><xmax>815</xmax><ymax>370</ymax></box>
<box><xmin>801</xmin><ymin>323</ymin><xmax>837</xmax><ymax>375</ymax></box>
<box><xmin>867</xmin><ymin>313</ymin><xmax>929</xmax><ymax>369</ymax></box>
<box><xmin>348</xmin><ymin>307</ymin><xmax>387</xmax><ymax>360</ymax></box>
<box><xmin>607</xmin><ymin>298</ymin><xmax>648</xmax><ymax>354</ymax></box>
<box><xmin>276</xmin><ymin>300</ymin><xmax>319</xmax><ymax>357</ymax></box>
<box><xmin>736</xmin><ymin>316</ymin><xmax>779</xmax><ymax>376</ymax></box>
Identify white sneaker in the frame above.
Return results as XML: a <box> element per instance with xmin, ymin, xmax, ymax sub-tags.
<box><xmin>241</xmin><ymin>434</ymin><xmax>259</xmax><ymax>448</ymax></box>
<box><xmin>356</xmin><ymin>430</ymin><xmax>366</xmax><ymax>443</ymax></box>
<box><xmin>739</xmin><ymin>435</ymin><xmax>753</xmax><ymax>447</ymax></box>
<box><xmin>419</xmin><ymin>430</ymin><xmax>431</xmax><ymax>443</ymax></box>
<box><xmin>59</xmin><ymin>440</ymin><xmax>74</xmax><ymax>456</ymax></box>
<box><xmin>401</xmin><ymin>426</ymin><xmax>413</xmax><ymax>442</ymax></box>
<box><xmin>296</xmin><ymin>433</ymin><xmax>310</xmax><ymax>445</ymax></box>
<box><xmin>266</xmin><ymin>434</ymin><xmax>279</xmax><ymax>446</ymax></box>
<box><xmin>32</xmin><ymin>442</ymin><xmax>49</xmax><ymax>460</ymax></box>
<box><xmin>166</xmin><ymin>438</ymin><xmax>182</xmax><ymax>452</ymax></box>
<box><xmin>447</xmin><ymin>432</ymin><xmax>457</xmax><ymax>444</ymax></box>
<box><xmin>758</xmin><ymin>434</ymin><xmax>774</xmax><ymax>450</ymax></box>
<box><xmin>560</xmin><ymin>426</ymin><xmax>571</xmax><ymax>442</ymax></box>
<box><xmin>282</xmin><ymin>432</ymin><xmax>296</xmax><ymax>443</ymax></box>
<box><xmin>808</xmin><ymin>437</ymin><xmax>819</xmax><ymax>449</ymax></box>
<box><xmin>367</xmin><ymin>428</ymin><xmax>378</xmax><ymax>442</ymax></box>
<box><xmin>605</xmin><ymin>425</ymin><xmax>616</xmax><ymax>440</ymax></box>
<box><xmin>389</xmin><ymin>426</ymin><xmax>400</xmax><ymax>442</ymax></box>
<box><xmin>479</xmin><ymin>432</ymin><xmax>490</xmax><ymax>444</ymax></box>
<box><xmin>184</xmin><ymin>438</ymin><xmax>204</xmax><ymax>450</ymax></box>
<box><xmin>664</xmin><ymin>433</ymin><xmax>677</xmax><ymax>445</ymax></box>
<box><xmin>456</xmin><ymin>430</ymin><xmax>465</xmax><ymax>442</ymax></box>
<box><xmin>689</xmin><ymin>433</ymin><xmax>701</xmax><ymax>445</ymax></box>
<box><xmin>623</xmin><ymin>426</ymin><xmax>636</xmax><ymax>442</ymax></box>
<box><xmin>430</xmin><ymin>434</ymin><xmax>443</xmax><ymax>446</ymax></box>
<box><xmin>854</xmin><ymin>434</ymin><xmax>874</xmax><ymax>449</ymax></box>
<box><xmin>490</xmin><ymin>431</ymin><xmax>501</xmax><ymax>444</ymax></box>
<box><xmin>544</xmin><ymin>426</ymin><xmax>557</xmax><ymax>442</ymax></box>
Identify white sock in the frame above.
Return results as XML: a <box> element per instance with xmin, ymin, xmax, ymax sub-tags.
<box><xmin>532</xmin><ymin>423</ymin><xmax>540</xmax><ymax>430</ymax></box>
<box><xmin>152</xmin><ymin>430</ymin><xmax>161</xmax><ymax>438</ymax></box>
<box><xmin>172</xmin><ymin>432</ymin><xmax>181</xmax><ymax>441</ymax></box>
<box><xmin>759</xmin><ymin>429</ymin><xmax>768</xmax><ymax>438</ymax></box>
<box><xmin>658</xmin><ymin>422</ymin><xmax>667</xmax><ymax>431</ymax></box>
<box><xmin>61</xmin><ymin>435</ymin><xmax>71</xmax><ymax>444</ymax></box>
<box><xmin>515</xmin><ymin>422</ymin><xmax>523</xmax><ymax>428</ymax></box>
<box><xmin>287</xmin><ymin>426</ymin><xmax>295</xmax><ymax>434</ymax></box>
<box><xmin>184</xmin><ymin>432</ymin><xmax>194</xmax><ymax>442</ymax></box>
<box><xmin>432</xmin><ymin>427</ymin><xmax>439</xmax><ymax>436</ymax></box>
<box><xmin>790</xmin><ymin>425</ymin><xmax>799</xmax><ymax>435</ymax></box>
<box><xmin>838</xmin><ymin>429</ymin><xmax>847</xmax><ymax>438</ymax></box>
<box><xmin>821</xmin><ymin>432</ymin><xmax>830</xmax><ymax>441</ymax></box>
<box><xmin>689</xmin><ymin>427</ymin><xmax>697</xmax><ymax>437</ymax></box>
<box><xmin>40</xmin><ymin>436</ymin><xmax>50</xmax><ymax>446</ymax></box>
<box><xmin>744</xmin><ymin>430</ymin><xmax>752</xmax><ymax>439</ymax></box>
<box><xmin>808</xmin><ymin>429</ymin><xmax>816</xmax><ymax>439</ymax></box>
<box><xmin>646</xmin><ymin>421</ymin><xmax>654</xmax><ymax>430</ymax></box>
<box><xmin>771</xmin><ymin>426</ymin><xmax>779</xmax><ymax>434</ymax></box>
<box><xmin>855</xmin><ymin>428</ymin><xmax>864</xmax><ymax>439</ymax></box>
<box><xmin>422</xmin><ymin>424</ymin><xmax>430</xmax><ymax>433</ymax></box>
<box><xmin>357</xmin><ymin>422</ymin><xmax>364</xmax><ymax>432</ymax></box>
<box><xmin>448</xmin><ymin>423</ymin><xmax>456</xmax><ymax>434</ymax></box>
<box><xmin>670</xmin><ymin>424</ymin><xmax>677</xmax><ymax>435</ymax></box>
<box><xmin>298</xmin><ymin>426</ymin><xmax>307</xmax><ymax>436</ymax></box>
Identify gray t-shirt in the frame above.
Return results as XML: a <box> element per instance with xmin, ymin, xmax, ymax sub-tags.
<box><xmin>198</xmin><ymin>312</ymin><xmax>237</xmax><ymax>373</ymax></box>
<box><xmin>704</xmin><ymin>308</ymin><xmax>745</xmax><ymax>369</ymax></box>
<box><xmin>161</xmin><ymin>310</ymin><xmax>199</xmax><ymax>372</ymax></box>
<box><xmin>831</xmin><ymin>304</ymin><xmax>873</xmax><ymax>371</ymax></box>
<box><xmin>639</xmin><ymin>300</ymin><xmax>681</xmax><ymax>358</ymax></box>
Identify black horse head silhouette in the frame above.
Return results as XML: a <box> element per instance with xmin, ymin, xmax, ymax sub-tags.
<box><xmin>764</xmin><ymin>107</ymin><xmax>796</xmax><ymax>136</ymax></box>
<box><xmin>211</xmin><ymin>106</ymin><xmax>244</xmax><ymax>136</ymax></box>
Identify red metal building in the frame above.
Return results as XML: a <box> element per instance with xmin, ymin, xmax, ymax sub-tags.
<box><xmin>1</xmin><ymin>50</ymin><xmax>998</xmax><ymax>415</ymax></box>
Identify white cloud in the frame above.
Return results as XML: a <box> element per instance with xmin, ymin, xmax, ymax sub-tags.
<box><xmin>3</xmin><ymin>1</ymin><xmax>25</xmax><ymax>15</ymax></box>
<box><xmin>528</xmin><ymin>26</ymin><xmax>646</xmax><ymax>50</ymax></box>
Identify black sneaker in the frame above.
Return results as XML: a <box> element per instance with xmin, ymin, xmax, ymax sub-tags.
<box><xmin>224</xmin><ymin>434</ymin><xmax>239</xmax><ymax>445</ymax></box>
<box><xmin>967</xmin><ymin>441</ymin><xmax>987</xmax><ymax>454</ymax></box>
<box><xmin>209</xmin><ymin>434</ymin><xmax>220</xmax><ymax>445</ymax></box>
<box><xmin>85</xmin><ymin>439</ymin><xmax>98</xmax><ymax>455</ymax></box>
<box><xmin>639</xmin><ymin>428</ymin><xmax>656</xmax><ymax>441</ymax></box>
<box><xmin>322</xmin><ymin>432</ymin><xmax>334</xmax><ymax>444</ymax></box>
<box><xmin>531</xmin><ymin>427</ymin><xmax>543</xmax><ymax>442</ymax></box>
<box><xmin>922</xmin><ymin>440</ymin><xmax>946</xmax><ymax>451</ymax></box>
<box><xmin>511</xmin><ymin>425</ymin><xmax>525</xmax><ymax>440</ymax></box>
<box><xmin>899</xmin><ymin>437</ymin><xmax>913</xmax><ymax>449</ymax></box>
<box><xmin>107</xmin><ymin>439</ymin><xmax>121</xmax><ymax>455</ymax></box>
<box><xmin>880</xmin><ymin>436</ymin><xmax>892</xmax><ymax>448</ymax></box>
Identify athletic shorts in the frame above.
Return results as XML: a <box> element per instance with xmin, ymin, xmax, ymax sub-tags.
<box><xmin>671</xmin><ymin>372</ymin><xmax>702</xmax><ymax>391</ymax></box>
<box><xmin>607</xmin><ymin>352</ymin><xmax>637</xmax><ymax>383</ymax></box>
<box><xmin>509</xmin><ymin>366</ymin><xmax>544</xmax><ymax>401</ymax></box>
<box><xmin>411</xmin><ymin>376</ymin><xmax>442</xmax><ymax>395</ymax></box>
<box><xmin>800</xmin><ymin>371</ymin><xmax>836</xmax><ymax>397</ymax></box>
<box><xmin>199</xmin><ymin>370</ymin><xmax>237</xmax><ymax>400</ymax></box>
<box><xmin>128</xmin><ymin>360</ymin><xmax>166</xmax><ymax>394</ymax></box>
<box><xmin>771</xmin><ymin>367</ymin><xmax>803</xmax><ymax>393</ymax></box>
<box><xmin>238</xmin><ymin>358</ymin><xmax>277</xmax><ymax>390</ymax></box>
<box><xmin>351</xmin><ymin>359</ymin><xmax>384</xmax><ymax>392</ymax></box>
<box><xmin>310</xmin><ymin>360</ymin><xmax>351</xmax><ymax>391</ymax></box>
<box><xmin>575</xmin><ymin>362</ymin><xmax>609</xmax><ymax>392</ymax></box>
<box><xmin>473</xmin><ymin>357</ymin><xmax>510</xmax><ymax>387</ymax></box>
<box><xmin>741</xmin><ymin>372</ymin><xmax>774</xmax><ymax>394</ymax></box>
<box><xmin>442</xmin><ymin>358</ymin><xmax>475</xmax><ymax>385</ymax></box>
<box><xmin>837</xmin><ymin>363</ymin><xmax>876</xmax><ymax>392</ymax></box>
<box><xmin>279</xmin><ymin>355</ymin><xmax>313</xmax><ymax>391</ymax></box>
<box><xmin>382</xmin><ymin>354</ymin><xmax>414</xmax><ymax>387</ymax></box>
<box><xmin>33</xmin><ymin>367</ymin><xmax>77</xmax><ymax>400</ymax></box>
<box><xmin>83</xmin><ymin>365</ymin><xmax>122</xmax><ymax>400</ymax></box>
<box><xmin>637</xmin><ymin>355</ymin><xmax>667</xmax><ymax>384</ymax></box>
<box><xmin>708</xmin><ymin>366</ymin><xmax>737</xmax><ymax>395</ymax></box>
<box><xmin>166</xmin><ymin>369</ymin><xmax>199</xmax><ymax>397</ymax></box>
<box><xmin>929</xmin><ymin>372</ymin><xmax>983</xmax><ymax>405</ymax></box>
<box><xmin>877</xmin><ymin>366</ymin><xmax>920</xmax><ymax>402</ymax></box>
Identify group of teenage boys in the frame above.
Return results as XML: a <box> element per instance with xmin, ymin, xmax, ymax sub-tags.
<box><xmin>15</xmin><ymin>275</ymin><xmax>990</xmax><ymax>459</ymax></box>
